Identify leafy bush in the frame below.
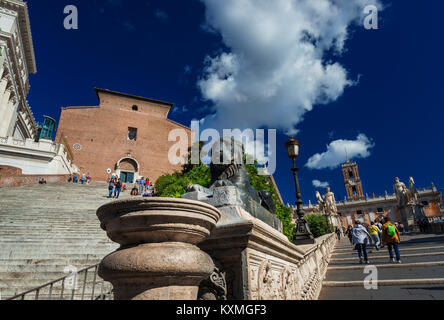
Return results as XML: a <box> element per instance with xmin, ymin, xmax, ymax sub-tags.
<box><xmin>155</xmin><ymin>166</ymin><xmax>210</xmax><ymax>198</ymax></box>
<box><xmin>306</xmin><ymin>214</ymin><xmax>334</xmax><ymax>238</ymax></box>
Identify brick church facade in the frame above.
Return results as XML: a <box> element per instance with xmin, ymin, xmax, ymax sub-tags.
<box><xmin>55</xmin><ymin>88</ymin><xmax>193</xmax><ymax>183</ymax></box>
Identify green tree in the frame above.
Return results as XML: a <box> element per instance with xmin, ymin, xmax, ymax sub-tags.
<box><xmin>306</xmin><ymin>214</ymin><xmax>334</xmax><ymax>238</ymax></box>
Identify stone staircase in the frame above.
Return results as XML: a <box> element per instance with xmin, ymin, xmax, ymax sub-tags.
<box><xmin>0</xmin><ymin>182</ymin><xmax>131</xmax><ymax>300</ymax></box>
<box><xmin>319</xmin><ymin>233</ymin><xmax>444</xmax><ymax>300</ymax></box>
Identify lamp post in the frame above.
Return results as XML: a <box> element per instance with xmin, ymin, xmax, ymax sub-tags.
<box><xmin>285</xmin><ymin>137</ymin><xmax>315</xmax><ymax>244</ymax></box>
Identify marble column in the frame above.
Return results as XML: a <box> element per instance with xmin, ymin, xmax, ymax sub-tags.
<box><xmin>0</xmin><ymin>88</ymin><xmax>12</xmax><ymax>137</ymax></box>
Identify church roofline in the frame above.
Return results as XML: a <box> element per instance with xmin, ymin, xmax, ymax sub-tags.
<box><xmin>94</xmin><ymin>88</ymin><xmax>175</xmax><ymax>108</ymax></box>
<box><xmin>166</xmin><ymin>119</ymin><xmax>192</xmax><ymax>131</ymax></box>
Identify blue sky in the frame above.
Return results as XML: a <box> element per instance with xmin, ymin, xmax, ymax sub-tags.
<box><xmin>26</xmin><ymin>0</ymin><xmax>444</xmax><ymax>205</ymax></box>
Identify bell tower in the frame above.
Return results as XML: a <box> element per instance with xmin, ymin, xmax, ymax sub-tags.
<box><xmin>341</xmin><ymin>156</ymin><xmax>364</xmax><ymax>200</ymax></box>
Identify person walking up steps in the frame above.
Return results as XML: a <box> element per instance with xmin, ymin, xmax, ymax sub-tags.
<box><xmin>108</xmin><ymin>179</ymin><xmax>115</xmax><ymax>199</ymax></box>
<box><xmin>138</xmin><ymin>177</ymin><xmax>145</xmax><ymax>195</ymax></box>
<box><xmin>352</xmin><ymin>220</ymin><xmax>373</xmax><ymax>264</ymax></box>
<box><xmin>381</xmin><ymin>216</ymin><xmax>402</xmax><ymax>263</ymax></box>
<box><xmin>114</xmin><ymin>179</ymin><xmax>122</xmax><ymax>199</ymax></box>
<box><xmin>368</xmin><ymin>221</ymin><xmax>381</xmax><ymax>251</ymax></box>
<box><xmin>335</xmin><ymin>227</ymin><xmax>341</xmax><ymax>241</ymax></box>
<box><xmin>345</xmin><ymin>225</ymin><xmax>353</xmax><ymax>245</ymax></box>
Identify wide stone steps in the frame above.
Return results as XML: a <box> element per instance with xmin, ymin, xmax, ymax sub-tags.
<box><xmin>0</xmin><ymin>181</ymin><xmax>132</xmax><ymax>299</ymax></box>
<box><xmin>0</xmin><ymin>237</ymin><xmax>106</xmax><ymax>242</ymax></box>
<box><xmin>0</xmin><ymin>264</ymin><xmax>104</xmax><ymax>272</ymax></box>
<box><xmin>319</xmin><ymin>233</ymin><xmax>444</xmax><ymax>300</ymax></box>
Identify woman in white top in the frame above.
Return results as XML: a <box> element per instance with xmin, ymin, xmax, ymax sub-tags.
<box><xmin>352</xmin><ymin>220</ymin><xmax>373</xmax><ymax>264</ymax></box>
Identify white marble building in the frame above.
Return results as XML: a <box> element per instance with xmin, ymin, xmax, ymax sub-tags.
<box><xmin>0</xmin><ymin>1</ymin><xmax>77</xmax><ymax>177</ymax></box>
<box><xmin>0</xmin><ymin>0</ymin><xmax>37</xmax><ymax>140</ymax></box>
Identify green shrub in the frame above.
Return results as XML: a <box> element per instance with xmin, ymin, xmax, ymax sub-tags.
<box><xmin>306</xmin><ymin>214</ymin><xmax>334</xmax><ymax>238</ymax></box>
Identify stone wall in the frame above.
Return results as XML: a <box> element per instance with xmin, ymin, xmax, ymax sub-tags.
<box><xmin>0</xmin><ymin>165</ymin><xmax>69</xmax><ymax>188</ymax></box>
<box><xmin>426</xmin><ymin>222</ymin><xmax>444</xmax><ymax>234</ymax></box>
<box><xmin>0</xmin><ymin>137</ymin><xmax>77</xmax><ymax>175</ymax></box>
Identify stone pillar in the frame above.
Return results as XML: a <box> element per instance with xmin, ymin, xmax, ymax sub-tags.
<box><xmin>0</xmin><ymin>87</ymin><xmax>11</xmax><ymax>137</ymax></box>
<box><xmin>96</xmin><ymin>198</ymin><xmax>221</xmax><ymax>300</ymax></box>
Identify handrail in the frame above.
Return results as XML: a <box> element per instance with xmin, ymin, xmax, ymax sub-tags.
<box><xmin>7</xmin><ymin>264</ymin><xmax>113</xmax><ymax>300</ymax></box>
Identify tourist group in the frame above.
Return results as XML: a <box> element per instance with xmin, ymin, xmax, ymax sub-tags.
<box><xmin>342</xmin><ymin>217</ymin><xmax>404</xmax><ymax>264</ymax></box>
<box><xmin>108</xmin><ymin>176</ymin><xmax>157</xmax><ymax>199</ymax></box>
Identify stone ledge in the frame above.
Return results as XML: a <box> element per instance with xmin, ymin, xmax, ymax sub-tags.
<box><xmin>0</xmin><ymin>165</ymin><xmax>69</xmax><ymax>188</ymax></box>
<box><xmin>328</xmin><ymin>261</ymin><xmax>444</xmax><ymax>271</ymax></box>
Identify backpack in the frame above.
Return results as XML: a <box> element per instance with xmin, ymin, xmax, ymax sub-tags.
<box><xmin>386</xmin><ymin>224</ymin><xmax>396</xmax><ymax>237</ymax></box>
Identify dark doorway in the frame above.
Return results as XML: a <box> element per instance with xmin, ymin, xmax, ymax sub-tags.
<box><xmin>120</xmin><ymin>172</ymin><xmax>134</xmax><ymax>183</ymax></box>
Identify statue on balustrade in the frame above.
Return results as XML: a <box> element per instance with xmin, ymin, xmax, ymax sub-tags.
<box><xmin>324</xmin><ymin>187</ymin><xmax>338</xmax><ymax>216</ymax></box>
<box><xmin>315</xmin><ymin>191</ymin><xmax>325</xmax><ymax>214</ymax></box>
<box><xmin>394</xmin><ymin>177</ymin><xmax>415</xmax><ymax>207</ymax></box>
<box><xmin>394</xmin><ymin>177</ymin><xmax>409</xmax><ymax>207</ymax></box>
<box><xmin>409</xmin><ymin>177</ymin><xmax>419</xmax><ymax>204</ymax></box>
<box><xmin>187</xmin><ymin>137</ymin><xmax>281</xmax><ymax>231</ymax></box>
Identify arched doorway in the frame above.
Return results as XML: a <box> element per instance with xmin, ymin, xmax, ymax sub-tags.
<box><xmin>116</xmin><ymin>157</ymin><xmax>139</xmax><ymax>183</ymax></box>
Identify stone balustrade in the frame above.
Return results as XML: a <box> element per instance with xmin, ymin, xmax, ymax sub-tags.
<box><xmin>197</xmin><ymin>186</ymin><xmax>337</xmax><ymax>300</ymax></box>
<box><xmin>0</xmin><ymin>136</ymin><xmax>77</xmax><ymax>176</ymax></box>
<box><xmin>0</xmin><ymin>136</ymin><xmax>57</xmax><ymax>153</ymax></box>
<box><xmin>96</xmin><ymin>186</ymin><xmax>338</xmax><ymax>300</ymax></box>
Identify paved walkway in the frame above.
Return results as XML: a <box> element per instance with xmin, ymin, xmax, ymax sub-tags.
<box><xmin>319</xmin><ymin>233</ymin><xmax>444</xmax><ymax>300</ymax></box>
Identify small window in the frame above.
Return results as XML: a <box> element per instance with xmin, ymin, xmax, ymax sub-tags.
<box><xmin>349</xmin><ymin>170</ymin><xmax>354</xmax><ymax>178</ymax></box>
<box><xmin>128</xmin><ymin>127</ymin><xmax>137</xmax><ymax>141</ymax></box>
<box><xmin>132</xmin><ymin>105</ymin><xmax>139</xmax><ymax>111</ymax></box>
<box><xmin>422</xmin><ymin>201</ymin><xmax>429</xmax><ymax>206</ymax></box>
<box><xmin>377</xmin><ymin>208</ymin><xmax>384</xmax><ymax>213</ymax></box>
<box><xmin>356</xmin><ymin>210</ymin><xmax>363</xmax><ymax>215</ymax></box>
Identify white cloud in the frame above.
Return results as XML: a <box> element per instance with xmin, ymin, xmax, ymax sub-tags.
<box><xmin>198</xmin><ymin>0</ymin><xmax>381</xmax><ymax>133</ymax></box>
<box><xmin>306</xmin><ymin>134</ymin><xmax>374</xmax><ymax>170</ymax></box>
<box><xmin>312</xmin><ymin>180</ymin><xmax>330</xmax><ymax>188</ymax></box>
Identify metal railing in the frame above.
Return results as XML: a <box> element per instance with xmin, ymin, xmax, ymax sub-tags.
<box><xmin>7</xmin><ymin>264</ymin><xmax>113</xmax><ymax>301</ymax></box>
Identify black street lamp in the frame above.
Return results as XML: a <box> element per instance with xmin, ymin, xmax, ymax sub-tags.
<box><xmin>285</xmin><ymin>137</ymin><xmax>315</xmax><ymax>244</ymax></box>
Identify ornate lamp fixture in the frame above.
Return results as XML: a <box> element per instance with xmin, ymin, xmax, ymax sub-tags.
<box><xmin>285</xmin><ymin>137</ymin><xmax>315</xmax><ymax>244</ymax></box>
